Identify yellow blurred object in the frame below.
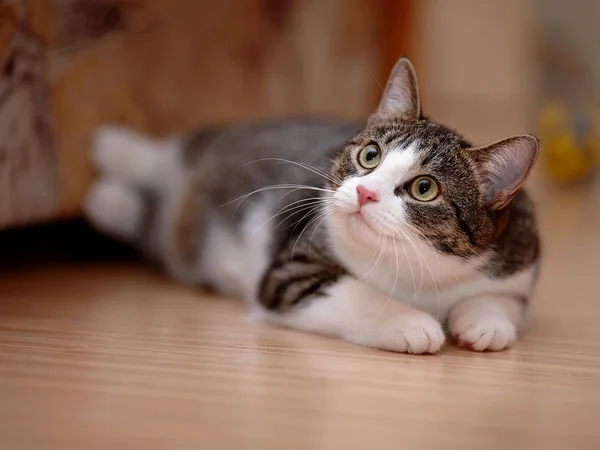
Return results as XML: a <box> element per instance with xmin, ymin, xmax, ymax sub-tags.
<box><xmin>539</xmin><ymin>102</ymin><xmax>600</xmax><ymax>182</ymax></box>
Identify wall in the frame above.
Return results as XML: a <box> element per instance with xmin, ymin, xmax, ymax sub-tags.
<box><xmin>414</xmin><ymin>0</ymin><xmax>536</xmax><ymax>145</ymax></box>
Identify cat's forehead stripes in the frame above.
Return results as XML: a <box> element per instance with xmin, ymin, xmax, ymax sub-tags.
<box><xmin>357</xmin><ymin>119</ymin><xmax>466</xmax><ymax>160</ymax></box>
<box><xmin>376</xmin><ymin>121</ymin><xmax>471</xmax><ymax>175</ymax></box>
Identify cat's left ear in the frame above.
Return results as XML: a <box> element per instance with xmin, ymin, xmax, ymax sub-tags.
<box><xmin>371</xmin><ymin>57</ymin><xmax>420</xmax><ymax>121</ymax></box>
<box><xmin>468</xmin><ymin>135</ymin><xmax>540</xmax><ymax>210</ymax></box>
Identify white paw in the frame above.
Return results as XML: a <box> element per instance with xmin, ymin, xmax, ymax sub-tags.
<box><xmin>380</xmin><ymin>311</ymin><xmax>445</xmax><ymax>354</ymax></box>
<box><xmin>91</xmin><ymin>126</ymin><xmax>136</xmax><ymax>171</ymax></box>
<box><xmin>90</xmin><ymin>126</ymin><xmax>162</xmax><ymax>185</ymax></box>
<box><xmin>84</xmin><ymin>179</ymin><xmax>143</xmax><ymax>239</ymax></box>
<box><xmin>449</xmin><ymin>312</ymin><xmax>517</xmax><ymax>352</ymax></box>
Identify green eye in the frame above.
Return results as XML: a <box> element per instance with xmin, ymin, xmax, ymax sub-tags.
<box><xmin>410</xmin><ymin>176</ymin><xmax>439</xmax><ymax>202</ymax></box>
<box><xmin>357</xmin><ymin>144</ymin><xmax>382</xmax><ymax>169</ymax></box>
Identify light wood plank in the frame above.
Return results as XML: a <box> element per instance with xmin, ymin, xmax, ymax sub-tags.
<box><xmin>1</xmin><ymin>178</ymin><xmax>600</xmax><ymax>449</ymax></box>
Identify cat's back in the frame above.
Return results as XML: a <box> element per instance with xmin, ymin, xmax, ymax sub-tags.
<box><xmin>182</xmin><ymin>119</ymin><xmax>362</xmax><ymax>175</ymax></box>
<box><xmin>176</xmin><ymin>120</ymin><xmax>361</xmax><ymax>225</ymax></box>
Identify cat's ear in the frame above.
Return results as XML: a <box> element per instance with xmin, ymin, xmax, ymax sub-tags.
<box><xmin>371</xmin><ymin>57</ymin><xmax>420</xmax><ymax>120</ymax></box>
<box><xmin>468</xmin><ymin>135</ymin><xmax>540</xmax><ymax>210</ymax></box>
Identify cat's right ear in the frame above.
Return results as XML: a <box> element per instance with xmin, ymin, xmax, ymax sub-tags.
<box><xmin>370</xmin><ymin>57</ymin><xmax>421</xmax><ymax>122</ymax></box>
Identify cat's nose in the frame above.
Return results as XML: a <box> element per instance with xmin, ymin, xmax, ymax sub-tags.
<box><xmin>356</xmin><ymin>185</ymin><xmax>379</xmax><ymax>207</ymax></box>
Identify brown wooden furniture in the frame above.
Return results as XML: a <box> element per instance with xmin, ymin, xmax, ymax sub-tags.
<box><xmin>0</xmin><ymin>0</ymin><xmax>415</xmax><ymax>230</ymax></box>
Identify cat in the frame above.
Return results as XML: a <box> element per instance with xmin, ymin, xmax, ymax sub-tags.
<box><xmin>84</xmin><ymin>57</ymin><xmax>540</xmax><ymax>354</ymax></box>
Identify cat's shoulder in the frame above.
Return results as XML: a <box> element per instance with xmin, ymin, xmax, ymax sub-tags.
<box><xmin>484</xmin><ymin>189</ymin><xmax>540</xmax><ymax>278</ymax></box>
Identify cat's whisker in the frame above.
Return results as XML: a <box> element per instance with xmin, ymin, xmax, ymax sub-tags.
<box><xmin>278</xmin><ymin>206</ymin><xmax>321</xmax><ymax>232</ymax></box>
<box><xmin>358</xmin><ymin>213</ymin><xmax>403</xmax><ymax>282</ymax></box>
<box><xmin>371</xmin><ymin>212</ymin><xmax>418</xmax><ymax>306</ymax></box>
<box><xmin>278</xmin><ymin>200</ymin><xmax>337</xmax><ymax>234</ymax></box>
<box><xmin>397</xmin><ymin>220</ymin><xmax>442</xmax><ymax>267</ymax></box>
<box><xmin>272</xmin><ymin>197</ymin><xmax>336</xmax><ymax>221</ymax></box>
<box><xmin>377</xmin><ymin>236</ymin><xmax>401</xmax><ymax>319</ymax></box>
<box><xmin>399</xmin><ymin>227</ymin><xmax>425</xmax><ymax>297</ymax></box>
<box><xmin>275</xmin><ymin>207</ymin><xmax>314</xmax><ymax>232</ymax></box>
<box><xmin>367</xmin><ymin>212</ymin><xmax>415</xmax><ymax>287</ymax></box>
<box><xmin>396</xmin><ymin>219</ymin><xmax>439</xmax><ymax>268</ymax></box>
<box><xmin>307</xmin><ymin>206</ymin><xmax>337</xmax><ymax>237</ymax></box>
<box><xmin>287</xmin><ymin>204</ymin><xmax>330</xmax><ymax>238</ymax></box>
<box><xmin>286</xmin><ymin>200</ymin><xmax>334</xmax><ymax>235</ymax></box>
<box><xmin>398</xmin><ymin>232</ymin><xmax>418</xmax><ymax>307</ymax></box>
<box><xmin>397</xmin><ymin>226</ymin><xmax>442</xmax><ymax>318</ymax></box>
<box><xmin>240</xmin><ymin>158</ymin><xmax>343</xmax><ymax>187</ymax></box>
<box><xmin>361</xmin><ymin>231</ymin><xmax>384</xmax><ymax>281</ymax></box>
<box><xmin>221</xmin><ymin>184</ymin><xmax>336</xmax><ymax>209</ymax></box>
<box><xmin>281</xmin><ymin>159</ymin><xmax>344</xmax><ymax>187</ymax></box>
<box><xmin>389</xmin><ymin>220</ymin><xmax>441</xmax><ymax>320</ymax></box>
<box><xmin>277</xmin><ymin>187</ymin><xmax>309</xmax><ymax>202</ymax></box>
<box><xmin>280</xmin><ymin>196</ymin><xmax>335</xmax><ymax>210</ymax></box>
<box><xmin>378</xmin><ymin>211</ymin><xmax>435</xmax><ymax>297</ymax></box>
<box><xmin>291</xmin><ymin>207</ymin><xmax>337</xmax><ymax>262</ymax></box>
<box><xmin>360</xmin><ymin>233</ymin><xmax>384</xmax><ymax>281</ymax></box>
<box><xmin>252</xmin><ymin>197</ymin><xmax>336</xmax><ymax>238</ymax></box>
<box><xmin>309</xmin><ymin>206</ymin><xmax>338</xmax><ymax>245</ymax></box>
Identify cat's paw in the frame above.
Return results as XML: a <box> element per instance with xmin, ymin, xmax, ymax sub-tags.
<box><xmin>91</xmin><ymin>126</ymin><xmax>135</xmax><ymax>172</ymax></box>
<box><xmin>84</xmin><ymin>179</ymin><xmax>143</xmax><ymax>239</ymax></box>
<box><xmin>90</xmin><ymin>126</ymin><xmax>162</xmax><ymax>185</ymax></box>
<box><xmin>381</xmin><ymin>311</ymin><xmax>445</xmax><ymax>354</ymax></box>
<box><xmin>449</xmin><ymin>311</ymin><xmax>517</xmax><ymax>352</ymax></box>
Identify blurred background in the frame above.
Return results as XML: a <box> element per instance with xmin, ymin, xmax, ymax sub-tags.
<box><xmin>1</xmin><ymin>0</ymin><xmax>598</xmax><ymax>233</ymax></box>
<box><xmin>2</xmin><ymin>2</ymin><xmax>600</xmax><ymax>448</ymax></box>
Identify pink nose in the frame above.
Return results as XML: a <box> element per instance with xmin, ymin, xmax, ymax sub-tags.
<box><xmin>356</xmin><ymin>185</ymin><xmax>379</xmax><ymax>207</ymax></box>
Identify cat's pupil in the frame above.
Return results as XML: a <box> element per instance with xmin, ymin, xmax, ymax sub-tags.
<box><xmin>366</xmin><ymin>149</ymin><xmax>378</xmax><ymax>161</ymax></box>
<box><xmin>418</xmin><ymin>179</ymin><xmax>431</xmax><ymax>194</ymax></box>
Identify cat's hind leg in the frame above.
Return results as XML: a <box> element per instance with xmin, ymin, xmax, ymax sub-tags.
<box><xmin>90</xmin><ymin>125</ymin><xmax>178</xmax><ymax>189</ymax></box>
<box><xmin>86</xmin><ymin>125</ymin><xmax>201</xmax><ymax>283</ymax></box>
<box><xmin>84</xmin><ymin>178</ymin><xmax>147</xmax><ymax>242</ymax></box>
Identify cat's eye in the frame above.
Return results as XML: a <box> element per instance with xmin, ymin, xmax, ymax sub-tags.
<box><xmin>357</xmin><ymin>144</ymin><xmax>382</xmax><ymax>169</ymax></box>
<box><xmin>409</xmin><ymin>176</ymin><xmax>439</xmax><ymax>202</ymax></box>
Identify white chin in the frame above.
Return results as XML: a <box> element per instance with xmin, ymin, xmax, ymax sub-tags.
<box><xmin>349</xmin><ymin>212</ymin><xmax>381</xmax><ymax>236</ymax></box>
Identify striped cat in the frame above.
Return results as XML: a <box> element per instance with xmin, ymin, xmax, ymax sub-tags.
<box><xmin>85</xmin><ymin>58</ymin><xmax>540</xmax><ymax>354</ymax></box>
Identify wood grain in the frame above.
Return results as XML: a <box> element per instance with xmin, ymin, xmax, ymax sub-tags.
<box><xmin>1</xmin><ymin>177</ymin><xmax>600</xmax><ymax>449</ymax></box>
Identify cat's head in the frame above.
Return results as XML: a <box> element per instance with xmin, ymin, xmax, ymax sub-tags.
<box><xmin>327</xmin><ymin>57</ymin><xmax>539</xmax><ymax>271</ymax></box>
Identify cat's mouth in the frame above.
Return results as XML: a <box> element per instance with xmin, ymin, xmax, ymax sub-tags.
<box><xmin>349</xmin><ymin>209</ymin><xmax>402</xmax><ymax>240</ymax></box>
<box><xmin>351</xmin><ymin>210</ymin><xmax>378</xmax><ymax>234</ymax></box>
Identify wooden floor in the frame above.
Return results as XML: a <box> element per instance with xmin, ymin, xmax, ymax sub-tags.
<box><xmin>1</xmin><ymin>179</ymin><xmax>600</xmax><ymax>450</ymax></box>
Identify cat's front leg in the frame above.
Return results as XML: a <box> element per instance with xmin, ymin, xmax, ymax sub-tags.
<box><xmin>448</xmin><ymin>296</ymin><xmax>527</xmax><ymax>351</ymax></box>
<box><xmin>261</xmin><ymin>276</ymin><xmax>445</xmax><ymax>354</ymax></box>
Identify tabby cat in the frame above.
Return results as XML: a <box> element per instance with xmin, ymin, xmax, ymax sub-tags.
<box><xmin>85</xmin><ymin>58</ymin><xmax>540</xmax><ymax>354</ymax></box>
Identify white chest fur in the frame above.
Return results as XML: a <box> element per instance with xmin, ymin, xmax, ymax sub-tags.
<box><xmin>198</xmin><ymin>204</ymin><xmax>274</xmax><ymax>304</ymax></box>
<box><xmin>328</xmin><ymin>224</ymin><xmax>536</xmax><ymax>322</ymax></box>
